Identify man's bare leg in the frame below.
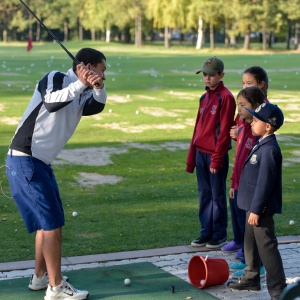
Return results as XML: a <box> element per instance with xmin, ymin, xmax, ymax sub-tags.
<box><xmin>42</xmin><ymin>228</ymin><xmax>63</xmax><ymax>287</ymax></box>
<box><xmin>34</xmin><ymin>229</ymin><xmax>47</xmax><ymax>276</ymax></box>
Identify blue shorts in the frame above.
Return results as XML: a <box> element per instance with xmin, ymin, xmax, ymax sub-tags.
<box><xmin>6</xmin><ymin>155</ymin><xmax>65</xmax><ymax>233</ymax></box>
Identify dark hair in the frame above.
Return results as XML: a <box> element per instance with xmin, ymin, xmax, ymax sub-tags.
<box><xmin>243</xmin><ymin>66</ymin><xmax>268</xmax><ymax>97</ymax></box>
<box><xmin>237</xmin><ymin>86</ymin><xmax>265</xmax><ymax>107</ymax></box>
<box><xmin>72</xmin><ymin>48</ymin><xmax>106</xmax><ymax>71</ymax></box>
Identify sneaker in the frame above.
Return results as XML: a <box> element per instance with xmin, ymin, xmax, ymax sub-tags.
<box><xmin>221</xmin><ymin>241</ymin><xmax>241</xmax><ymax>253</ymax></box>
<box><xmin>206</xmin><ymin>237</ymin><xmax>227</xmax><ymax>249</ymax></box>
<box><xmin>231</xmin><ymin>266</ymin><xmax>266</xmax><ymax>279</ymax></box>
<box><xmin>44</xmin><ymin>280</ymin><xmax>89</xmax><ymax>300</ymax></box>
<box><xmin>229</xmin><ymin>261</ymin><xmax>246</xmax><ymax>272</ymax></box>
<box><xmin>235</xmin><ymin>248</ymin><xmax>244</xmax><ymax>259</ymax></box>
<box><xmin>29</xmin><ymin>273</ymin><xmax>69</xmax><ymax>291</ymax></box>
<box><xmin>191</xmin><ymin>236</ymin><xmax>211</xmax><ymax>247</ymax></box>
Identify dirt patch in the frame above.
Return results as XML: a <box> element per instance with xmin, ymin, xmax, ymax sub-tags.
<box><xmin>139</xmin><ymin>107</ymin><xmax>180</xmax><ymax>117</ymax></box>
<box><xmin>54</xmin><ymin>142</ymin><xmax>190</xmax><ymax>186</ymax></box>
<box><xmin>55</xmin><ymin>147</ymin><xmax>128</xmax><ymax>166</ymax></box>
<box><xmin>108</xmin><ymin>94</ymin><xmax>132</xmax><ymax>103</ymax></box>
<box><xmin>135</xmin><ymin>94</ymin><xmax>157</xmax><ymax>100</ymax></box>
<box><xmin>93</xmin><ymin>122</ymin><xmax>186</xmax><ymax>133</ymax></box>
<box><xmin>75</xmin><ymin>172</ymin><xmax>122</xmax><ymax>187</ymax></box>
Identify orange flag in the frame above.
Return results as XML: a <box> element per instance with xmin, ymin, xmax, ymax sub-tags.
<box><xmin>27</xmin><ymin>37</ymin><xmax>33</xmax><ymax>51</ymax></box>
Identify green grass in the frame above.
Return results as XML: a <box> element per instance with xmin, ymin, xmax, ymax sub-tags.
<box><xmin>0</xmin><ymin>41</ymin><xmax>300</xmax><ymax>262</ymax></box>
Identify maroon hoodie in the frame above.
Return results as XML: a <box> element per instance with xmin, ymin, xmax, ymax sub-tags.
<box><xmin>186</xmin><ymin>81</ymin><xmax>236</xmax><ymax>172</ymax></box>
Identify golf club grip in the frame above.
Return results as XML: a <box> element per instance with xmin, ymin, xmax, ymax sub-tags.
<box><xmin>20</xmin><ymin>0</ymin><xmax>100</xmax><ymax>88</ymax></box>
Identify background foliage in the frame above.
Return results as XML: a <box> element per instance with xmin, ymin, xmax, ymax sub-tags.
<box><xmin>0</xmin><ymin>0</ymin><xmax>300</xmax><ymax>50</ymax></box>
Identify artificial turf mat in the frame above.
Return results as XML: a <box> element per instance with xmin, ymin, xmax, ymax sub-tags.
<box><xmin>0</xmin><ymin>262</ymin><xmax>219</xmax><ymax>299</ymax></box>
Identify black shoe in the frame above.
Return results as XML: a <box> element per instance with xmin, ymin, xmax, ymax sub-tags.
<box><xmin>206</xmin><ymin>237</ymin><xmax>227</xmax><ymax>249</ymax></box>
<box><xmin>227</xmin><ymin>279</ymin><xmax>261</xmax><ymax>291</ymax></box>
<box><xmin>191</xmin><ymin>236</ymin><xmax>211</xmax><ymax>247</ymax></box>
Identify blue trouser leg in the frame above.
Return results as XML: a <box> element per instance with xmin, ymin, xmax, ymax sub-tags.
<box><xmin>229</xmin><ymin>189</ymin><xmax>246</xmax><ymax>245</ymax></box>
<box><xmin>195</xmin><ymin>151</ymin><xmax>228</xmax><ymax>240</ymax></box>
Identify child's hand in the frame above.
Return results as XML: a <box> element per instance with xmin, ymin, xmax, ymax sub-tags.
<box><xmin>248</xmin><ymin>212</ymin><xmax>260</xmax><ymax>226</ymax></box>
<box><xmin>210</xmin><ymin>168</ymin><xmax>218</xmax><ymax>174</ymax></box>
<box><xmin>229</xmin><ymin>188</ymin><xmax>234</xmax><ymax>198</ymax></box>
<box><xmin>230</xmin><ymin>125</ymin><xmax>238</xmax><ymax>139</ymax></box>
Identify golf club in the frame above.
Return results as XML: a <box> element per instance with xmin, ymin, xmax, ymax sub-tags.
<box><xmin>20</xmin><ymin>0</ymin><xmax>100</xmax><ymax>87</ymax></box>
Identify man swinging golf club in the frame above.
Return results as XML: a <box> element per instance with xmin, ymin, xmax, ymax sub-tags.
<box><xmin>6</xmin><ymin>47</ymin><xmax>107</xmax><ymax>300</ymax></box>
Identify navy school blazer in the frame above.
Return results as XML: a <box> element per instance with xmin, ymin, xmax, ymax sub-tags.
<box><xmin>237</xmin><ymin>134</ymin><xmax>282</xmax><ymax>215</ymax></box>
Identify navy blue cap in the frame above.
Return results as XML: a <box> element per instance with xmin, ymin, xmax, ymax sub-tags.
<box><xmin>246</xmin><ymin>102</ymin><xmax>284</xmax><ymax>130</ymax></box>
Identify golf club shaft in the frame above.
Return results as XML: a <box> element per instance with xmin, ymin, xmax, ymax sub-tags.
<box><xmin>20</xmin><ymin>0</ymin><xmax>80</xmax><ymax>65</ymax></box>
<box><xmin>20</xmin><ymin>0</ymin><xmax>101</xmax><ymax>88</ymax></box>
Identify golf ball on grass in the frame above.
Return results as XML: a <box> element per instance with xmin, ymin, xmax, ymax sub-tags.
<box><xmin>289</xmin><ymin>220</ymin><xmax>295</xmax><ymax>225</ymax></box>
<box><xmin>72</xmin><ymin>211</ymin><xmax>78</xmax><ymax>217</ymax></box>
<box><xmin>124</xmin><ymin>278</ymin><xmax>131</xmax><ymax>285</ymax></box>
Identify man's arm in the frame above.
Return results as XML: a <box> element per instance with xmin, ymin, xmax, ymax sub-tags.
<box><xmin>82</xmin><ymin>87</ymin><xmax>107</xmax><ymax>116</ymax></box>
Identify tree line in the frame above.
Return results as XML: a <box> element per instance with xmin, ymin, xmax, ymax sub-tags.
<box><xmin>1</xmin><ymin>0</ymin><xmax>300</xmax><ymax>50</ymax></box>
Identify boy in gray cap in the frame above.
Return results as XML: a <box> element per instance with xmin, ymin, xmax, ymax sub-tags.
<box><xmin>186</xmin><ymin>56</ymin><xmax>236</xmax><ymax>249</ymax></box>
<box><xmin>228</xmin><ymin>103</ymin><xmax>286</xmax><ymax>300</ymax></box>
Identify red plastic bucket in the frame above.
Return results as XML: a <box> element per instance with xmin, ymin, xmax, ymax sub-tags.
<box><xmin>188</xmin><ymin>255</ymin><xmax>229</xmax><ymax>289</ymax></box>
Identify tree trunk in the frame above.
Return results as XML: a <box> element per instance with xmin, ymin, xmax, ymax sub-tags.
<box><xmin>106</xmin><ymin>20</ymin><xmax>110</xmax><ymax>43</ymax></box>
<box><xmin>209</xmin><ymin>22</ymin><xmax>214</xmax><ymax>49</ymax></box>
<box><xmin>135</xmin><ymin>12</ymin><xmax>142</xmax><ymax>47</ymax></box>
<box><xmin>268</xmin><ymin>31</ymin><xmax>273</xmax><ymax>48</ymax></box>
<box><xmin>36</xmin><ymin>21</ymin><xmax>40</xmax><ymax>42</ymax></box>
<box><xmin>64</xmin><ymin>21</ymin><xmax>68</xmax><ymax>42</ymax></box>
<box><xmin>295</xmin><ymin>22</ymin><xmax>300</xmax><ymax>51</ymax></box>
<box><xmin>230</xmin><ymin>35</ymin><xmax>236</xmax><ymax>46</ymax></box>
<box><xmin>230</xmin><ymin>21</ymin><xmax>237</xmax><ymax>47</ymax></box>
<box><xmin>3</xmin><ymin>29</ymin><xmax>7</xmax><ymax>43</ymax></box>
<box><xmin>196</xmin><ymin>16</ymin><xmax>203</xmax><ymax>50</ymax></box>
<box><xmin>244</xmin><ymin>26</ymin><xmax>251</xmax><ymax>50</ymax></box>
<box><xmin>124</xmin><ymin>26</ymin><xmax>131</xmax><ymax>43</ymax></box>
<box><xmin>29</xmin><ymin>24</ymin><xmax>33</xmax><ymax>41</ymax></box>
<box><xmin>224</xmin><ymin>18</ymin><xmax>229</xmax><ymax>48</ymax></box>
<box><xmin>79</xmin><ymin>20</ymin><xmax>83</xmax><ymax>41</ymax></box>
<box><xmin>286</xmin><ymin>21</ymin><xmax>292</xmax><ymax>50</ymax></box>
<box><xmin>164</xmin><ymin>25</ymin><xmax>171</xmax><ymax>48</ymax></box>
<box><xmin>28</xmin><ymin>14</ymin><xmax>33</xmax><ymax>41</ymax></box>
<box><xmin>179</xmin><ymin>30</ymin><xmax>184</xmax><ymax>45</ymax></box>
<box><xmin>262</xmin><ymin>26</ymin><xmax>267</xmax><ymax>50</ymax></box>
<box><xmin>91</xmin><ymin>29</ymin><xmax>96</xmax><ymax>41</ymax></box>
